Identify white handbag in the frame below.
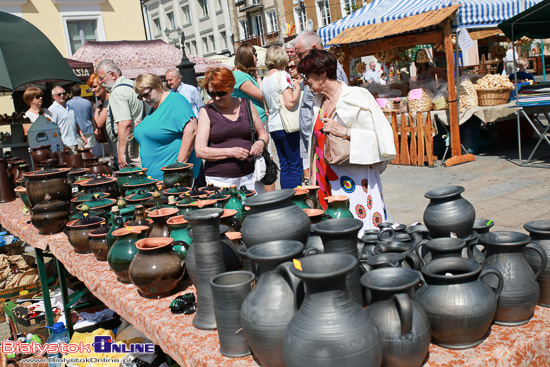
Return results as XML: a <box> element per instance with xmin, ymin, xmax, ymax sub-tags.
<box><xmin>276</xmin><ymin>71</ymin><xmax>301</xmax><ymax>133</ymax></box>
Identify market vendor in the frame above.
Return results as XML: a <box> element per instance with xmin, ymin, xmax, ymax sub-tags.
<box><xmin>414</xmin><ymin>49</ymin><xmax>447</xmax><ymax>81</ymax></box>
<box><xmin>508</xmin><ymin>58</ymin><xmax>534</xmax><ymax>82</ymax></box>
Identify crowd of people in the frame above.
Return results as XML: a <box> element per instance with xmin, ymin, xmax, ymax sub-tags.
<box><xmin>22</xmin><ymin>30</ymin><xmax>396</xmax><ymax>233</ymax></box>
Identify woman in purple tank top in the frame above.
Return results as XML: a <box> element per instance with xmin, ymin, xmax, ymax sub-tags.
<box><xmin>195</xmin><ymin>67</ymin><xmax>269</xmax><ymax>191</ymax></box>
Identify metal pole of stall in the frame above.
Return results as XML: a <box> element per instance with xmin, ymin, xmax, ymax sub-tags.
<box><xmin>513</xmin><ymin>25</ymin><xmax>523</xmax><ymax>164</ymax></box>
<box><xmin>541</xmin><ymin>39</ymin><xmax>546</xmax><ymax>81</ymax></box>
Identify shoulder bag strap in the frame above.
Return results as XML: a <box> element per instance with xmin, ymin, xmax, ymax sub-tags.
<box><xmin>246</xmin><ymin>99</ymin><xmax>257</xmax><ymax>143</ymax></box>
<box><xmin>108</xmin><ymin>83</ymin><xmax>146</xmax><ymax>138</ymax></box>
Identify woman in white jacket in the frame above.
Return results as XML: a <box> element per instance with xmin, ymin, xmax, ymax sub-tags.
<box><xmin>297</xmin><ymin>49</ymin><xmax>396</xmax><ymax>232</ymax></box>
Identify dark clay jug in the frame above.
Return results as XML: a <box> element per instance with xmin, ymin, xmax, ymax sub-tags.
<box><xmin>423</xmin><ymin>186</ymin><xmax>475</xmax><ymax>238</ymax></box>
<box><xmin>283</xmin><ymin>254</ymin><xmax>382</xmax><ymax>367</ymax></box>
<box><xmin>147</xmin><ymin>207</ymin><xmax>179</xmax><ymax>237</ymax></box>
<box><xmin>107</xmin><ymin>226</ymin><xmax>150</xmax><ymax>283</ymax></box>
<box><xmin>130</xmin><ymin>237</ymin><xmax>185</xmax><ymax>298</ymax></box>
<box><xmin>241</xmin><ymin>189</ymin><xmax>310</xmax><ymax>248</ymax></box>
<box><xmin>241</xmin><ymin>240</ymin><xmax>304</xmax><ymax>367</ymax></box>
<box><xmin>416</xmin><ymin>257</ymin><xmax>503</xmax><ymax>348</ymax></box>
<box><xmin>88</xmin><ymin>226</ymin><xmax>110</xmax><ymax>261</ymax></box>
<box><xmin>481</xmin><ymin>231</ymin><xmax>547</xmax><ymax>325</ymax></box>
<box><xmin>416</xmin><ymin>237</ymin><xmax>473</xmax><ymax>265</ymax></box>
<box><xmin>0</xmin><ymin>158</ymin><xmax>17</xmax><ymax>203</ymax></box>
<box><xmin>361</xmin><ymin>267</ymin><xmax>431</xmax><ymax>367</ymax></box>
<box><xmin>524</xmin><ymin>220</ymin><xmax>550</xmax><ymax>306</ymax></box>
<box><xmin>312</xmin><ymin>218</ymin><xmax>363</xmax><ymax>305</ymax></box>
<box><xmin>183</xmin><ymin>208</ymin><xmax>226</xmax><ymax>330</ymax></box>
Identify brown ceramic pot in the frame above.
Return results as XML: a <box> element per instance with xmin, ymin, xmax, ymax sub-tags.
<box><xmin>77</xmin><ymin>147</ymin><xmax>95</xmax><ymax>161</ymax></box>
<box><xmin>14</xmin><ymin>186</ymin><xmax>32</xmax><ymax>209</ymax></box>
<box><xmin>30</xmin><ymin>194</ymin><xmax>69</xmax><ymax>235</ymax></box>
<box><xmin>65</xmin><ymin>216</ymin><xmax>105</xmax><ymax>254</ymax></box>
<box><xmin>23</xmin><ymin>168</ymin><xmax>71</xmax><ymax>208</ymax></box>
<box><xmin>54</xmin><ymin>150</ymin><xmax>67</xmax><ymax>166</ymax></box>
<box><xmin>13</xmin><ymin>162</ymin><xmax>31</xmax><ymax>185</ymax></box>
<box><xmin>129</xmin><ymin>237</ymin><xmax>185</xmax><ymax>298</ymax></box>
<box><xmin>65</xmin><ymin>153</ymin><xmax>84</xmax><ymax>169</ymax></box>
<box><xmin>30</xmin><ymin>145</ymin><xmax>53</xmax><ymax>165</ymax></box>
<box><xmin>88</xmin><ymin>226</ymin><xmax>110</xmax><ymax>261</ymax></box>
<box><xmin>76</xmin><ymin>175</ymin><xmax>119</xmax><ymax>198</ymax></box>
<box><xmin>147</xmin><ymin>207</ymin><xmax>179</xmax><ymax>237</ymax></box>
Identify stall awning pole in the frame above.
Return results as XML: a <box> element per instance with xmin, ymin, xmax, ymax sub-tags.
<box><xmin>541</xmin><ymin>39</ymin><xmax>546</xmax><ymax>81</ymax></box>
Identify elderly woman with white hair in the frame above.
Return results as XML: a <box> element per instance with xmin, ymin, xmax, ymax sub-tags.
<box><xmin>261</xmin><ymin>45</ymin><xmax>303</xmax><ymax>189</ymax></box>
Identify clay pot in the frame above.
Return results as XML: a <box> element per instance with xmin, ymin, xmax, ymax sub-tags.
<box><xmin>473</xmin><ymin>219</ymin><xmax>494</xmax><ymax>234</ymax></box>
<box><xmin>115</xmin><ymin>166</ymin><xmax>148</xmax><ymax>195</ymax></box>
<box><xmin>481</xmin><ymin>231</ymin><xmax>547</xmax><ymax>325</ymax></box>
<box><xmin>125</xmin><ymin>191</ymin><xmax>152</xmax><ymax>206</ymax></box>
<box><xmin>524</xmin><ymin>220</ymin><xmax>550</xmax><ymax>306</ymax></box>
<box><xmin>65</xmin><ymin>153</ymin><xmax>84</xmax><ymax>169</ymax></box>
<box><xmin>302</xmin><ymin>208</ymin><xmax>326</xmax><ymax>256</ymax></box>
<box><xmin>36</xmin><ymin>158</ymin><xmax>58</xmax><ymax>169</ymax></box>
<box><xmin>86</xmin><ymin>162</ymin><xmax>104</xmax><ymax>176</ymax></box>
<box><xmin>210</xmin><ymin>271</ymin><xmax>255</xmax><ymax>357</ymax></box>
<box><xmin>108</xmin><ymin>225</ymin><xmax>150</xmax><ymax>283</ymax></box>
<box><xmin>416</xmin><ymin>257</ymin><xmax>503</xmax><ymax>348</ymax></box>
<box><xmin>147</xmin><ymin>207</ymin><xmax>179</xmax><ymax>237</ymax></box>
<box><xmin>283</xmin><ymin>253</ymin><xmax>382</xmax><ymax>367</ymax></box>
<box><xmin>76</xmin><ymin>175</ymin><xmax>119</xmax><ymax>198</ymax></box>
<box><xmin>241</xmin><ymin>189</ymin><xmax>311</xmax><ymax>248</ymax></box>
<box><xmin>167</xmin><ymin>215</ymin><xmax>192</xmax><ymax>247</ymax></box>
<box><xmin>291</xmin><ymin>188</ymin><xmax>310</xmax><ymax>209</ymax></box>
<box><xmin>123</xmin><ymin>173</ymin><xmax>158</xmax><ymax>195</ymax></box>
<box><xmin>77</xmin><ymin>147</ymin><xmax>95</xmax><ymax>161</ymax></box>
<box><xmin>65</xmin><ymin>216</ymin><xmax>105</xmax><ymax>254</ymax></box>
<box><xmin>53</xmin><ymin>150</ymin><xmax>67</xmax><ymax>166</ymax></box>
<box><xmin>416</xmin><ymin>237</ymin><xmax>473</xmax><ymax>265</ymax></box>
<box><xmin>323</xmin><ymin>195</ymin><xmax>354</xmax><ymax>219</ymax></box>
<box><xmin>361</xmin><ymin>267</ymin><xmax>431</xmax><ymax>367</ymax></box>
<box><xmin>301</xmin><ymin>185</ymin><xmax>321</xmax><ymax>209</ymax></box>
<box><xmin>0</xmin><ymin>158</ymin><xmax>16</xmax><ymax>203</ymax></box>
<box><xmin>161</xmin><ymin>161</ymin><xmax>194</xmax><ymax>188</ymax></box>
<box><xmin>30</xmin><ymin>144</ymin><xmax>53</xmax><ymax>166</ymax></box>
<box><xmin>14</xmin><ymin>186</ymin><xmax>31</xmax><ymax>209</ymax></box>
<box><xmin>23</xmin><ymin>168</ymin><xmax>71</xmax><ymax>208</ymax></box>
<box><xmin>88</xmin><ymin>227</ymin><xmax>110</xmax><ymax>261</ymax></box>
<box><xmin>246</xmin><ymin>240</ymin><xmax>304</xmax><ymax>276</ymax></box>
<box><xmin>30</xmin><ymin>194</ymin><xmax>69</xmax><ymax>235</ymax></box>
<box><xmin>423</xmin><ymin>186</ymin><xmax>476</xmax><ymax>238</ymax></box>
<box><xmin>130</xmin><ymin>237</ymin><xmax>185</xmax><ymax>298</ymax></box>
<box><xmin>362</xmin><ymin>252</ymin><xmax>421</xmax><ymax>272</ymax></box>
<box><xmin>13</xmin><ymin>163</ymin><xmax>31</xmax><ymax>184</ymax></box>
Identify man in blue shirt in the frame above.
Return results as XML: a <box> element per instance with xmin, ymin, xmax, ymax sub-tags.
<box><xmin>48</xmin><ymin>86</ymin><xmax>80</xmax><ymax>153</ymax></box>
<box><xmin>67</xmin><ymin>84</ymin><xmax>96</xmax><ymax>149</ymax></box>
<box><xmin>165</xmin><ymin>68</ymin><xmax>204</xmax><ymax>117</ymax></box>
<box><xmin>363</xmin><ymin>62</ymin><xmax>380</xmax><ymax>83</ymax></box>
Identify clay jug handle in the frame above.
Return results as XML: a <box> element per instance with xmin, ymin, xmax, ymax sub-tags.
<box><xmin>404</xmin><ymin>252</ymin><xmax>422</xmax><ymax>270</ymax></box>
<box><xmin>378</xmin><ymin>228</ymin><xmax>395</xmax><ymax>241</ymax></box>
<box><xmin>525</xmin><ymin>243</ymin><xmax>548</xmax><ymax>280</ymax></box>
<box><xmin>479</xmin><ymin>268</ymin><xmax>504</xmax><ymax>296</ymax></box>
<box><xmin>393</xmin><ymin>293</ymin><xmax>413</xmax><ymax>338</ymax></box>
<box><xmin>414</xmin><ymin>239</ymin><xmax>428</xmax><ymax>266</ymax></box>
<box><xmin>304</xmin><ymin>248</ymin><xmax>320</xmax><ymax>256</ymax></box>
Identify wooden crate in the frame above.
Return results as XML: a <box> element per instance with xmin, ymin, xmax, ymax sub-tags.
<box><xmin>384</xmin><ymin>111</ymin><xmax>437</xmax><ymax>167</ymax></box>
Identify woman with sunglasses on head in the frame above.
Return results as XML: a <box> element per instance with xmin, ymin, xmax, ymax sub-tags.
<box><xmin>297</xmin><ymin>49</ymin><xmax>396</xmax><ymax>234</ymax></box>
<box><xmin>261</xmin><ymin>46</ymin><xmax>302</xmax><ymax>189</ymax></box>
<box><xmin>133</xmin><ymin>73</ymin><xmax>201</xmax><ymax>181</ymax></box>
<box><xmin>196</xmin><ymin>67</ymin><xmax>269</xmax><ymax>191</ymax></box>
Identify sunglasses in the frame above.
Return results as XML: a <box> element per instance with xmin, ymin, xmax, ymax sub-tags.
<box><xmin>97</xmin><ymin>71</ymin><xmax>112</xmax><ymax>82</ymax></box>
<box><xmin>170</xmin><ymin>293</ymin><xmax>196</xmax><ymax>315</ymax></box>
<box><xmin>207</xmin><ymin>90</ymin><xmax>228</xmax><ymax>97</ymax></box>
<box><xmin>53</xmin><ymin>92</ymin><xmax>66</xmax><ymax>97</ymax></box>
<box><xmin>137</xmin><ymin>89</ymin><xmax>153</xmax><ymax>101</ymax></box>
<box><xmin>287</xmin><ymin>65</ymin><xmax>296</xmax><ymax>69</ymax></box>
<box><xmin>34</xmin><ymin>95</ymin><xmax>43</xmax><ymax>99</ymax></box>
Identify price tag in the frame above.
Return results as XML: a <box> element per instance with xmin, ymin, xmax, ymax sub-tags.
<box><xmin>293</xmin><ymin>259</ymin><xmax>303</xmax><ymax>271</ymax></box>
<box><xmin>376</xmin><ymin>98</ymin><xmax>388</xmax><ymax>109</ymax></box>
<box><xmin>409</xmin><ymin>88</ymin><xmax>423</xmax><ymax>100</ymax></box>
<box><xmin>450</xmin><ymin>232</ymin><xmax>457</xmax><ymax>238</ymax></box>
<box><xmin>72</xmin><ymin>186</ymin><xmax>79</xmax><ymax>194</ymax></box>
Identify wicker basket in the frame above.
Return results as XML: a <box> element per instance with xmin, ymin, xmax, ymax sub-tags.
<box><xmin>476</xmin><ymin>87</ymin><xmax>513</xmax><ymax>106</ymax></box>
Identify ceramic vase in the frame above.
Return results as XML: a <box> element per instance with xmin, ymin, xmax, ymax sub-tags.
<box><xmin>361</xmin><ymin>267</ymin><xmax>431</xmax><ymax>367</ymax></box>
<box><xmin>416</xmin><ymin>237</ymin><xmax>472</xmax><ymax>265</ymax></box>
<box><xmin>480</xmin><ymin>231</ymin><xmax>547</xmax><ymax>325</ymax></box>
<box><xmin>88</xmin><ymin>227</ymin><xmax>110</xmax><ymax>261</ymax></box>
<box><xmin>416</xmin><ymin>257</ymin><xmax>503</xmax><ymax>348</ymax></box>
<box><xmin>283</xmin><ymin>253</ymin><xmax>382</xmax><ymax>367</ymax></box>
<box><xmin>323</xmin><ymin>195</ymin><xmax>354</xmax><ymax>219</ymax></box>
<box><xmin>423</xmin><ymin>186</ymin><xmax>475</xmax><ymax>238</ymax></box>
<box><xmin>107</xmin><ymin>226</ymin><xmax>149</xmax><ymax>283</ymax></box>
<box><xmin>183</xmin><ymin>208</ymin><xmax>226</xmax><ymax>330</ymax></box>
<box><xmin>148</xmin><ymin>207</ymin><xmax>179</xmax><ymax>237</ymax></box>
<box><xmin>210</xmin><ymin>271</ymin><xmax>255</xmax><ymax>357</ymax></box>
<box><xmin>524</xmin><ymin>220</ymin><xmax>550</xmax><ymax>306</ymax></box>
<box><xmin>241</xmin><ymin>189</ymin><xmax>310</xmax><ymax>248</ymax></box>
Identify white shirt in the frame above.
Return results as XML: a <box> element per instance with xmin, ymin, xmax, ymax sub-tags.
<box><xmin>174</xmin><ymin>83</ymin><xmax>204</xmax><ymax>117</ymax></box>
<box><xmin>261</xmin><ymin>70</ymin><xmax>293</xmax><ymax>132</ymax></box>
<box><xmin>24</xmin><ymin>109</ymin><xmax>53</xmax><ymax>123</ymax></box>
<box><xmin>363</xmin><ymin>69</ymin><xmax>380</xmax><ymax>83</ymax></box>
<box><xmin>504</xmin><ymin>49</ymin><xmax>518</xmax><ymax>62</ymax></box>
<box><xmin>48</xmin><ymin>101</ymin><xmax>79</xmax><ymax>147</ymax></box>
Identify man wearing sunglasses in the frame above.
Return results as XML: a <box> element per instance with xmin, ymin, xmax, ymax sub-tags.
<box><xmin>294</xmin><ymin>31</ymin><xmax>348</xmax><ymax>183</ymax></box>
<box><xmin>48</xmin><ymin>86</ymin><xmax>80</xmax><ymax>153</ymax></box>
<box><xmin>96</xmin><ymin>60</ymin><xmax>146</xmax><ymax>169</ymax></box>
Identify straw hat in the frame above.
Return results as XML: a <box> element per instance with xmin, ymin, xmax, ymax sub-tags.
<box><xmin>415</xmin><ymin>49</ymin><xmax>430</xmax><ymax>63</ymax></box>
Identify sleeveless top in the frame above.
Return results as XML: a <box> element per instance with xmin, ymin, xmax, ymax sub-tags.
<box><xmin>204</xmin><ymin>98</ymin><xmax>254</xmax><ymax>178</ymax></box>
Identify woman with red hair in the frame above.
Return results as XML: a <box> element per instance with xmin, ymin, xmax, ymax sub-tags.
<box><xmin>87</xmin><ymin>73</ymin><xmax>111</xmax><ymax>149</ymax></box>
<box><xmin>195</xmin><ymin>67</ymin><xmax>269</xmax><ymax>191</ymax></box>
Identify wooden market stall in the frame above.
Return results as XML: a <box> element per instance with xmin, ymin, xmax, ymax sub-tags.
<box><xmin>328</xmin><ymin>5</ymin><xmax>476</xmax><ymax>167</ymax></box>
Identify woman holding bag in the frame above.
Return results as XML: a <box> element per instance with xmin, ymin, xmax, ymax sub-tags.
<box><xmin>261</xmin><ymin>46</ymin><xmax>303</xmax><ymax>189</ymax></box>
<box><xmin>297</xmin><ymin>49</ymin><xmax>396</xmax><ymax>233</ymax></box>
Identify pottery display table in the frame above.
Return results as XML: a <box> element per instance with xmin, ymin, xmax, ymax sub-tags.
<box><xmin>1</xmin><ymin>199</ymin><xmax>550</xmax><ymax>367</ymax></box>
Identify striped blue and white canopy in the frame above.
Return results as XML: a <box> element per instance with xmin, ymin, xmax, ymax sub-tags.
<box><xmin>319</xmin><ymin>0</ymin><xmax>542</xmax><ymax>46</ymax></box>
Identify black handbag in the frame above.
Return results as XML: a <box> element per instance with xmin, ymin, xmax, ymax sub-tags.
<box><xmin>246</xmin><ymin>99</ymin><xmax>279</xmax><ymax>185</ymax></box>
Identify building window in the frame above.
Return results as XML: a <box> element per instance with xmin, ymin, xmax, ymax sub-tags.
<box><xmin>266</xmin><ymin>10</ymin><xmax>278</xmax><ymax>33</ymax></box>
<box><xmin>341</xmin><ymin>0</ymin><xmax>356</xmax><ymax>16</ymax></box>
<box><xmin>199</xmin><ymin>0</ymin><xmax>209</xmax><ymax>17</ymax></box>
<box><xmin>251</xmin><ymin>14</ymin><xmax>263</xmax><ymax>36</ymax></box>
<box><xmin>294</xmin><ymin>7</ymin><xmax>307</xmax><ymax>33</ymax></box>
<box><xmin>192</xmin><ymin>40</ymin><xmax>197</xmax><ymax>54</ymax></box>
<box><xmin>202</xmin><ymin>36</ymin><xmax>208</xmax><ymax>53</ymax></box>
<box><xmin>181</xmin><ymin>6</ymin><xmax>191</xmax><ymax>24</ymax></box>
<box><xmin>152</xmin><ymin>18</ymin><xmax>161</xmax><ymax>35</ymax></box>
<box><xmin>217</xmin><ymin>0</ymin><xmax>222</xmax><ymax>11</ymax></box>
<box><xmin>239</xmin><ymin>19</ymin><xmax>250</xmax><ymax>40</ymax></box>
<box><xmin>185</xmin><ymin>42</ymin><xmax>191</xmax><ymax>52</ymax></box>
<box><xmin>220</xmin><ymin>31</ymin><xmax>228</xmax><ymax>49</ymax></box>
<box><xmin>317</xmin><ymin>0</ymin><xmax>331</xmax><ymax>27</ymax></box>
<box><xmin>209</xmin><ymin>35</ymin><xmax>215</xmax><ymax>51</ymax></box>
<box><xmin>167</xmin><ymin>12</ymin><xmax>175</xmax><ymax>29</ymax></box>
<box><xmin>67</xmin><ymin>20</ymin><xmax>97</xmax><ymax>54</ymax></box>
